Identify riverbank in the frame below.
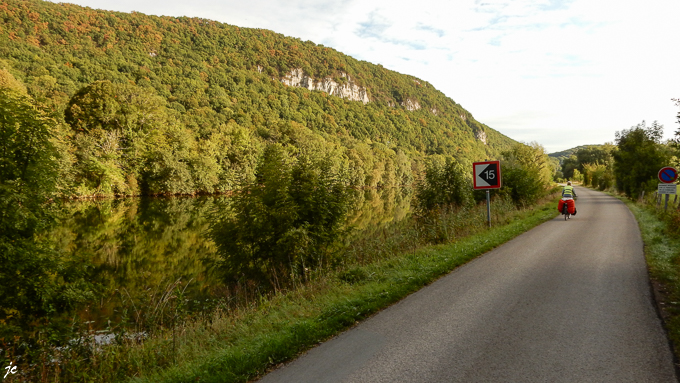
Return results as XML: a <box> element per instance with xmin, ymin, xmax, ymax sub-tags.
<box><xmin>118</xmin><ymin>195</ymin><xmax>560</xmax><ymax>383</ymax></box>
<box><xmin>18</xmin><ymin>193</ymin><xmax>560</xmax><ymax>382</ymax></box>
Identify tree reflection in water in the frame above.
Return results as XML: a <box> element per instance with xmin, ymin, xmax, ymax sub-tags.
<box><xmin>47</xmin><ymin>189</ymin><xmax>411</xmax><ymax>332</ymax></box>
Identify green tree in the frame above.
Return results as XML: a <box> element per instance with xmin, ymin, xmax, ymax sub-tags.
<box><xmin>561</xmin><ymin>154</ymin><xmax>579</xmax><ymax>180</ymax></box>
<box><xmin>572</xmin><ymin>168</ymin><xmax>584</xmax><ymax>183</ymax></box>
<box><xmin>210</xmin><ymin>144</ymin><xmax>350</xmax><ymax>288</ymax></box>
<box><xmin>613</xmin><ymin>121</ymin><xmax>669</xmax><ymax>198</ymax></box>
<box><xmin>0</xmin><ymin>68</ymin><xmax>27</xmax><ymax>93</ymax></box>
<box><xmin>500</xmin><ymin>142</ymin><xmax>552</xmax><ymax>206</ymax></box>
<box><xmin>578</xmin><ymin>144</ymin><xmax>615</xmax><ymax>190</ymax></box>
<box><xmin>583</xmin><ymin>162</ymin><xmax>614</xmax><ymax>190</ymax></box>
<box><xmin>415</xmin><ymin>155</ymin><xmax>472</xmax><ymax>213</ymax></box>
<box><xmin>561</xmin><ymin>145</ymin><xmax>615</xmax><ymax>181</ymax></box>
<box><xmin>0</xmin><ymin>85</ymin><xmax>92</xmax><ymax>342</ymax></box>
<box><xmin>65</xmin><ymin>80</ymin><xmax>171</xmax><ymax>196</ymax></box>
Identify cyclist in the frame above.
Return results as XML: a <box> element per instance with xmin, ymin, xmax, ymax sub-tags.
<box><xmin>562</xmin><ymin>181</ymin><xmax>577</xmax><ymax>200</ymax></box>
<box><xmin>560</xmin><ymin>181</ymin><xmax>577</xmax><ymax>218</ymax></box>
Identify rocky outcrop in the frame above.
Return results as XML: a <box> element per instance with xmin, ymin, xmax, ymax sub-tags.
<box><xmin>476</xmin><ymin>129</ymin><xmax>487</xmax><ymax>145</ymax></box>
<box><xmin>401</xmin><ymin>99</ymin><xmax>421</xmax><ymax>111</ymax></box>
<box><xmin>281</xmin><ymin>69</ymin><xmax>370</xmax><ymax>104</ymax></box>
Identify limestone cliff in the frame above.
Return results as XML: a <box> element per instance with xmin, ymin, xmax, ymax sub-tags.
<box><xmin>401</xmin><ymin>99</ymin><xmax>421</xmax><ymax>111</ymax></box>
<box><xmin>281</xmin><ymin>69</ymin><xmax>370</xmax><ymax>104</ymax></box>
<box><xmin>476</xmin><ymin>129</ymin><xmax>488</xmax><ymax>145</ymax></box>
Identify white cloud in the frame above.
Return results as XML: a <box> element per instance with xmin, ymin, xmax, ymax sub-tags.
<box><xmin>48</xmin><ymin>0</ymin><xmax>680</xmax><ymax>152</ymax></box>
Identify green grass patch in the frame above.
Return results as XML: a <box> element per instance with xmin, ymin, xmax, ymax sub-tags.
<box><xmin>617</xmin><ymin>198</ymin><xmax>680</xmax><ymax>363</ymax></box>
<box><xmin>128</xmin><ymin>197</ymin><xmax>559</xmax><ymax>383</ymax></box>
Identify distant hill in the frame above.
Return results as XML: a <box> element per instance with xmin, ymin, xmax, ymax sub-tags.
<box><xmin>0</xmin><ymin>0</ymin><xmax>518</xmax><ymax>196</ymax></box>
<box><xmin>549</xmin><ymin>145</ymin><xmax>603</xmax><ymax>165</ymax></box>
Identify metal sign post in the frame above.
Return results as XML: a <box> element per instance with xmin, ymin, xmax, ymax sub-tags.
<box><xmin>486</xmin><ymin>190</ymin><xmax>491</xmax><ymax>227</ymax></box>
<box><xmin>473</xmin><ymin>161</ymin><xmax>502</xmax><ymax>227</ymax></box>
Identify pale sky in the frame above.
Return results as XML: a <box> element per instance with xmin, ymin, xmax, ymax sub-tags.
<box><xmin>48</xmin><ymin>0</ymin><xmax>680</xmax><ymax>153</ymax></box>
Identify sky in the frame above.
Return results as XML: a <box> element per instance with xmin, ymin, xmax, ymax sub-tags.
<box><xmin>48</xmin><ymin>0</ymin><xmax>680</xmax><ymax>153</ymax></box>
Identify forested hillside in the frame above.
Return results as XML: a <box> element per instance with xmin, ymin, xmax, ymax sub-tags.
<box><xmin>0</xmin><ymin>0</ymin><xmax>516</xmax><ymax>197</ymax></box>
<box><xmin>548</xmin><ymin>145</ymin><xmax>603</xmax><ymax>165</ymax></box>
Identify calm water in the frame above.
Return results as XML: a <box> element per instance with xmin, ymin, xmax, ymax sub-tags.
<box><xmin>49</xmin><ymin>189</ymin><xmax>412</xmax><ymax>330</ymax></box>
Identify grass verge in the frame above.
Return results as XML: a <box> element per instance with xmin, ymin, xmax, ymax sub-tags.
<box><xmin>127</xmin><ymin>196</ymin><xmax>560</xmax><ymax>383</ymax></box>
<box><xmin>617</xmin><ymin>197</ymin><xmax>680</xmax><ymax>370</ymax></box>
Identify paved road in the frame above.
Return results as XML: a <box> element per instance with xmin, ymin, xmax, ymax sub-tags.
<box><xmin>259</xmin><ymin>187</ymin><xmax>677</xmax><ymax>383</ymax></box>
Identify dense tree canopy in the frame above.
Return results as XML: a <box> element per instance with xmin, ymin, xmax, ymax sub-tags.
<box><xmin>210</xmin><ymin>144</ymin><xmax>351</xmax><ymax>288</ymax></box>
<box><xmin>0</xmin><ymin>81</ymin><xmax>92</xmax><ymax>339</ymax></box>
<box><xmin>0</xmin><ymin>0</ymin><xmax>516</xmax><ymax>197</ymax></box>
<box><xmin>559</xmin><ymin>145</ymin><xmax>615</xmax><ymax>180</ymax></box>
<box><xmin>415</xmin><ymin>156</ymin><xmax>472</xmax><ymax>213</ymax></box>
<box><xmin>500</xmin><ymin>142</ymin><xmax>553</xmax><ymax>206</ymax></box>
<box><xmin>613</xmin><ymin>121</ymin><xmax>671</xmax><ymax>198</ymax></box>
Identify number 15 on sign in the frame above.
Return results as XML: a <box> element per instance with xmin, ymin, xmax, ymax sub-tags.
<box><xmin>473</xmin><ymin>161</ymin><xmax>501</xmax><ymax>190</ymax></box>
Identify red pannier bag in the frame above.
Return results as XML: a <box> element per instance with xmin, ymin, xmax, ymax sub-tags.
<box><xmin>557</xmin><ymin>199</ymin><xmax>576</xmax><ymax>214</ymax></box>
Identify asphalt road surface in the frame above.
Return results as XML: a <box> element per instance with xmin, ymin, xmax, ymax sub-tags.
<box><xmin>259</xmin><ymin>187</ymin><xmax>678</xmax><ymax>383</ymax></box>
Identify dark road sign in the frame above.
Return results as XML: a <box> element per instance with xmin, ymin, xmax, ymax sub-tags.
<box><xmin>473</xmin><ymin>161</ymin><xmax>501</xmax><ymax>189</ymax></box>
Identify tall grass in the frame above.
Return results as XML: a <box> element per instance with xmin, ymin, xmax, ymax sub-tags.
<box><xmin>343</xmin><ymin>196</ymin><xmax>517</xmax><ymax>266</ymax></box>
<box><xmin>13</xmin><ymin>193</ymin><xmax>558</xmax><ymax>382</ymax></box>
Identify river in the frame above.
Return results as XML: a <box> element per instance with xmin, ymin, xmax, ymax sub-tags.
<box><xmin>47</xmin><ymin>188</ymin><xmax>413</xmax><ymax>332</ymax></box>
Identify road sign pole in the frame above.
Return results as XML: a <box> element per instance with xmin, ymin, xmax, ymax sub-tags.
<box><xmin>665</xmin><ymin>194</ymin><xmax>670</xmax><ymax>211</ymax></box>
<box><xmin>486</xmin><ymin>190</ymin><xmax>491</xmax><ymax>228</ymax></box>
<box><xmin>473</xmin><ymin>160</ymin><xmax>501</xmax><ymax>228</ymax></box>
